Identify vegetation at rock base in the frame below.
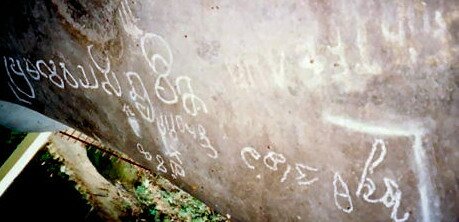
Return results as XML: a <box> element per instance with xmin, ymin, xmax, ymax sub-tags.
<box><xmin>85</xmin><ymin>145</ymin><xmax>227</xmax><ymax>221</ymax></box>
<box><xmin>0</xmin><ymin>126</ymin><xmax>227</xmax><ymax>221</ymax></box>
<box><xmin>0</xmin><ymin>127</ymin><xmax>27</xmax><ymax>163</ymax></box>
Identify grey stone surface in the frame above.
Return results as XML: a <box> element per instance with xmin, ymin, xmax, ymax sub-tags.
<box><xmin>0</xmin><ymin>0</ymin><xmax>458</xmax><ymax>221</ymax></box>
<box><xmin>0</xmin><ymin>100</ymin><xmax>67</xmax><ymax>132</ymax></box>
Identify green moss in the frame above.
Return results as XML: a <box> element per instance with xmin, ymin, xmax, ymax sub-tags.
<box><xmin>0</xmin><ymin>125</ymin><xmax>27</xmax><ymax>164</ymax></box>
<box><xmin>132</xmin><ymin>179</ymin><xmax>225</xmax><ymax>221</ymax></box>
<box><xmin>85</xmin><ymin>144</ymin><xmax>227</xmax><ymax>221</ymax></box>
<box><xmin>86</xmin><ymin>146</ymin><xmax>140</xmax><ymax>190</ymax></box>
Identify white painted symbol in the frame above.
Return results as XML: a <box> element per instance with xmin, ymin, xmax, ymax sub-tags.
<box><xmin>333</xmin><ymin>172</ymin><xmax>353</xmax><ymax>214</ymax></box>
<box><xmin>263</xmin><ymin>151</ymin><xmax>286</xmax><ymax>171</ymax></box>
<box><xmin>295</xmin><ymin>163</ymin><xmax>319</xmax><ymax>186</ymax></box>
<box><xmin>136</xmin><ymin>143</ymin><xmax>152</xmax><ymax>161</ymax></box>
<box><xmin>59</xmin><ymin>62</ymin><xmax>79</xmax><ymax>88</ymax></box>
<box><xmin>176</xmin><ymin>76</ymin><xmax>208</xmax><ymax>116</ymax></box>
<box><xmin>36</xmin><ymin>59</ymin><xmax>64</xmax><ymax>88</ymax></box>
<box><xmin>77</xmin><ymin>64</ymin><xmax>99</xmax><ymax>89</ymax></box>
<box><xmin>241</xmin><ymin>147</ymin><xmax>261</xmax><ymax>170</ymax></box>
<box><xmin>87</xmin><ymin>45</ymin><xmax>122</xmax><ymax>97</ymax></box>
<box><xmin>4</xmin><ymin>57</ymin><xmax>35</xmax><ymax>104</ymax></box>
<box><xmin>155</xmin><ymin>154</ymin><xmax>167</xmax><ymax>173</ymax></box>
<box><xmin>126</xmin><ymin>71</ymin><xmax>155</xmax><ymax>122</ymax></box>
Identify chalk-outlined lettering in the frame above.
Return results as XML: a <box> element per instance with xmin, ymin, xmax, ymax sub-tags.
<box><xmin>59</xmin><ymin>62</ymin><xmax>79</xmax><ymax>88</ymax></box>
<box><xmin>241</xmin><ymin>147</ymin><xmax>261</xmax><ymax>170</ymax></box>
<box><xmin>36</xmin><ymin>59</ymin><xmax>64</xmax><ymax>88</ymax></box>
<box><xmin>197</xmin><ymin>124</ymin><xmax>218</xmax><ymax>159</ymax></box>
<box><xmin>4</xmin><ymin>57</ymin><xmax>35</xmax><ymax>104</ymax></box>
<box><xmin>126</xmin><ymin>71</ymin><xmax>155</xmax><ymax>122</ymax></box>
<box><xmin>333</xmin><ymin>172</ymin><xmax>353</xmax><ymax>213</ymax></box>
<box><xmin>156</xmin><ymin>154</ymin><xmax>167</xmax><ymax>173</ymax></box>
<box><xmin>136</xmin><ymin>143</ymin><xmax>152</xmax><ymax>161</ymax></box>
<box><xmin>263</xmin><ymin>151</ymin><xmax>286</xmax><ymax>171</ymax></box>
<box><xmin>295</xmin><ymin>163</ymin><xmax>319</xmax><ymax>186</ymax></box>
<box><xmin>176</xmin><ymin>76</ymin><xmax>208</xmax><ymax>116</ymax></box>
<box><xmin>77</xmin><ymin>64</ymin><xmax>99</xmax><ymax>89</ymax></box>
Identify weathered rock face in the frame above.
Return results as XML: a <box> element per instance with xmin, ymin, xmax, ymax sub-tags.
<box><xmin>1</xmin><ymin>0</ymin><xmax>458</xmax><ymax>221</ymax></box>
